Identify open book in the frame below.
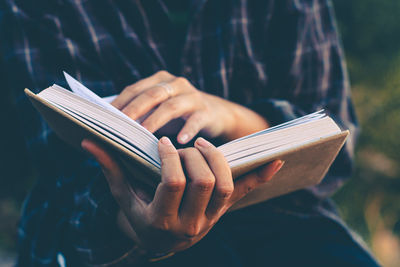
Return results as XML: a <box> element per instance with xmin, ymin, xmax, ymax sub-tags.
<box><xmin>25</xmin><ymin>73</ymin><xmax>349</xmax><ymax>210</ymax></box>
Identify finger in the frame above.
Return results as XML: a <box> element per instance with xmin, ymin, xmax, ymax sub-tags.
<box><xmin>122</xmin><ymin>76</ymin><xmax>194</xmax><ymax>122</ymax></box>
<box><xmin>141</xmin><ymin>94</ymin><xmax>196</xmax><ymax>133</ymax></box>
<box><xmin>150</xmin><ymin>137</ymin><xmax>186</xmax><ymax>218</ymax></box>
<box><xmin>229</xmin><ymin>160</ymin><xmax>284</xmax><ymax>205</ymax></box>
<box><xmin>112</xmin><ymin>70</ymin><xmax>175</xmax><ymax>110</ymax></box>
<box><xmin>81</xmin><ymin>139</ymin><xmax>133</xmax><ymax>208</ymax></box>
<box><xmin>122</xmin><ymin>83</ymin><xmax>180</xmax><ymax>121</ymax></box>
<box><xmin>194</xmin><ymin>138</ymin><xmax>233</xmax><ymax>219</ymax></box>
<box><xmin>177</xmin><ymin>111</ymin><xmax>207</xmax><ymax>144</ymax></box>
<box><xmin>179</xmin><ymin>148</ymin><xmax>215</xmax><ymax>221</ymax></box>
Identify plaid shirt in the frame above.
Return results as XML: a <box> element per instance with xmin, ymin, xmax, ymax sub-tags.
<box><xmin>0</xmin><ymin>0</ymin><xmax>358</xmax><ymax>266</ymax></box>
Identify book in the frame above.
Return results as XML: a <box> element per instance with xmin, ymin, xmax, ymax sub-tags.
<box><xmin>25</xmin><ymin>73</ymin><xmax>349</xmax><ymax>211</ymax></box>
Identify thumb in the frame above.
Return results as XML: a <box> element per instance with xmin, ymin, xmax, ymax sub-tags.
<box><xmin>229</xmin><ymin>160</ymin><xmax>284</xmax><ymax>205</ymax></box>
<box><xmin>81</xmin><ymin>139</ymin><xmax>133</xmax><ymax>208</ymax></box>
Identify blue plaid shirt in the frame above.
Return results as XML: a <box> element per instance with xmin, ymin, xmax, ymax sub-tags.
<box><xmin>0</xmin><ymin>0</ymin><xmax>358</xmax><ymax>266</ymax></box>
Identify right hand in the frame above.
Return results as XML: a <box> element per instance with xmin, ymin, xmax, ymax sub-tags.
<box><xmin>81</xmin><ymin>137</ymin><xmax>284</xmax><ymax>255</ymax></box>
<box><xmin>111</xmin><ymin>70</ymin><xmax>269</xmax><ymax>144</ymax></box>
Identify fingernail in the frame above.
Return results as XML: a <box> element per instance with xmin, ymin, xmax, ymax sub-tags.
<box><xmin>196</xmin><ymin>137</ymin><xmax>211</xmax><ymax>148</ymax></box>
<box><xmin>160</xmin><ymin>136</ymin><xmax>172</xmax><ymax>145</ymax></box>
<box><xmin>179</xmin><ymin>134</ymin><xmax>189</xmax><ymax>143</ymax></box>
<box><xmin>275</xmin><ymin>160</ymin><xmax>285</xmax><ymax>172</ymax></box>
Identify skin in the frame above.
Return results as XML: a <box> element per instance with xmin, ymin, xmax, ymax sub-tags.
<box><xmin>82</xmin><ymin>71</ymin><xmax>284</xmax><ymax>255</ymax></box>
<box><xmin>111</xmin><ymin>70</ymin><xmax>269</xmax><ymax>143</ymax></box>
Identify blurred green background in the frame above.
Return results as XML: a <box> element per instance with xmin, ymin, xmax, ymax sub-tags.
<box><xmin>1</xmin><ymin>1</ymin><xmax>400</xmax><ymax>266</ymax></box>
<box><xmin>333</xmin><ymin>1</ymin><xmax>400</xmax><ymax>266</ymax></box>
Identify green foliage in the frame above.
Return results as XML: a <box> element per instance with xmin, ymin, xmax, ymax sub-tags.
<box><xmin>335</xmin><ymin>0</ymin><xmax>400</xmax><ymax>85</ymax></box>
<box><xmin>333</xmin><ymin>1</ymin><xmax>400</xmax><ymax>264</ymax></box>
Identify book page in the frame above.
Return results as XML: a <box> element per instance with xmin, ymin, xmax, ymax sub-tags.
<box><xmin>49</xmin><ymin>100</ymin><xmax>159</xmax><ymax>167</ymax></box>
<box><xmin>64</xmin><ymin>72</ymin><xmax>121</xmax><ymax>114</ymax></box>
<box><xmin>102</xmin><ymin>94</ymin><xmax>117</xmax><ymax>103</ymax></box>
<box><xmin>63</xmin><ymin>71</ymin><xmax>158</xmax><ymax>134</ymax></box>
<box><xmin>39</xmin><ymin>85</ymin><xmax>161</xmax><ymax>164</ymax></box>
<box><xmin>222</xmin><ymin>110</ymin><xmax>326</xmax><ymax>146</ymax></box>
<box><xmin>64</xmin><ymin>72</ymin><xmax>155</xmax><ymax>128</ymax></box>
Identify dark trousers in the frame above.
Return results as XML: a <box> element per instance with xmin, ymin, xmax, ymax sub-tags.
<box><xmin>148</xmin><ymin>191</ymin><xmax>379</xmax><ymax>267</ymax></box>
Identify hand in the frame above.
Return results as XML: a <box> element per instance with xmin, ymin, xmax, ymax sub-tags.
<box><xmin>81</xmin><ymin>137</ymin><xmax>284</xmax><ymax>255</ymax></box>
<box><xmin>112</xmin><ymin>70</ymin><xmax>269</xmax><ymax>144</ymax></box>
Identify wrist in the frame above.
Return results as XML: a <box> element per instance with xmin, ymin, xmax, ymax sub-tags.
<box><xmin>206</xmin><ymin>94</ymin><xmax>240</xmax><ymax>141</ymax></box>
<box><xmin>222</xmin><ymin>100</ymin><xmax>269</xmax><ymax>141</ymax></box>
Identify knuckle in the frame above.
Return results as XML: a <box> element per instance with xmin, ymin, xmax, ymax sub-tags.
<box><xmin>215</xmin><ymin>185</ymin><xmax>234</xmax><ymax>200</ymax></box>
<box><xmin>164</xmin><ymin>100</ymin><xmax>180</xmax><ymax>113</ymax></box>
<box><xmin>156</xmin><ymin>70</ymin><xmax>172</xmax><ymax>80</ymax></box>
<box><xmin>184</xmin><ymin>223</ymin><xmax>201</xmax><ymax>238</ymax></box>
<box><xmin>175</xmin><ymin>76</ymin><xmax>190</xmax><ymax>88</ymax></box>
<box><xmin>164</xmin><ymin>179</ymin><xmax>186</xmax><ymax>193</ymax></box>
<box><xmin>150</xmin><ymin>217</ymin><xmax>171</xmax><ymax>232</ymax></box>
<box><xmin>193</xmin><ymin>177</ymin><xmax>215</xmax><ymax>192</ymax></box>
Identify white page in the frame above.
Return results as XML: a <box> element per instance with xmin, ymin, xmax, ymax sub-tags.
<box><xmin>48</xmin><ymin>100</ymin><xmax>160</xmax><ymax>167</ymax></box>
<box><xmin>228</xmin><ymin>131</ymin><xmax>341</xmax><ymax>168</ymax></box>
<box><xmin>64</xmin><ymin>72</ymin><xmax>151</xmax><ymax>124</ymax></box>
<box><xmin>219</xmin><ymin>117</ymin><xmax>339</xmax><ymax>156</ymax></box>
<box><xmin>101</xmin><ymin>93</ymin><xmax>154</xmax><ymax>124</ymax></box>
<box><xmin>221</xmin><ymin>110</ymin><xmax>326</xmax><ymax>146</ymax></box>
<box><xmin>63</xmin><ymin>71</ymin><xmax>122</xmax><ymax>114</ymax></box>
<box><xmin>102</xmin><ymin>94</ymin><xmax>117</xmax><ymax>103</ymax></box>
<box><xmin>47</xmin><ymin>85</ymin><xmax>155</xmax><ymax>142</ymax></box>
<box><xmin>40</xmin><ymin>86</ymin><xmax>160</xmax><ymax>163</ymax></box>
<box><xmin>224</xmin><ymin>126</ymin><xmax>337</xmax><ymax>162</ymax></box>
<box><xmin>49</xmin><ymin>95</ymin><xmax>159</xmax><ymax>162</ymax></box>
<box><xmin>63</xmin><ymin>72</ymin><xmax>158</xmax><ymax>137</ymax></box>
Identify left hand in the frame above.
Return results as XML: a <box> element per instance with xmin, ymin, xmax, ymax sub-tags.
<box><xmin>112</xmin><ymin>70</ymin><xmax>269</xmax><ymax>144</ymax></box>
<box><xmin>82</xmin><ymin>136</ymin><xmax>283</xmax><ymax>255</ymax></box>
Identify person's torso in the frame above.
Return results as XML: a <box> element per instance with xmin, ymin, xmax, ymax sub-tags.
<box><xmin>6</xmin><ymin>0</ymin><xmax>284</xmax><ymax>106</ymax></box>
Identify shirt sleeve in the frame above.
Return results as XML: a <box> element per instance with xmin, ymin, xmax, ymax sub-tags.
<box><xmin>0</xmin><ymin>2</ymin><xmax>136</xmax><ymax>266</ymax></box>
<box><xmin>247</xmin><ymin>0</ymin><xmax>358</xmax><ymax>197</ymax></box>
